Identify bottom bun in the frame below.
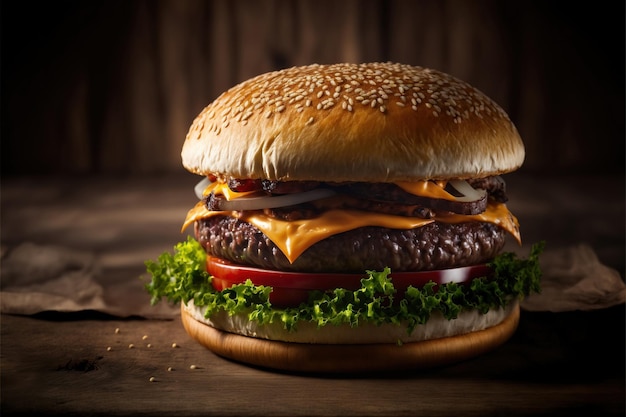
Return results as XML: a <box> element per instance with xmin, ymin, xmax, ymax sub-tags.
<box><xmin>180</xmin><ymin>301</ymin><xmax>520</xmax><ymax>373</ymax></box>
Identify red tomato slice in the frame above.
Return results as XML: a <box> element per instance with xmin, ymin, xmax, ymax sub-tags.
<box><xmin>207</xmin><ymin>257</ymin><xmax>492</xmax><ymax>308</ymax></box>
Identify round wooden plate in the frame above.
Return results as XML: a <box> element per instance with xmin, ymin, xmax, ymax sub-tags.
<box><xmin>180</xmin><ymin>303</ymin><xmax>520</xmax><ymax>373</ymax></box>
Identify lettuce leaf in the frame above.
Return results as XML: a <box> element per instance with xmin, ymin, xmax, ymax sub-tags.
<box><xmin>145</xmin><ymin>236</ymin><xmax>544</xmax><ymax>332</ymax></box>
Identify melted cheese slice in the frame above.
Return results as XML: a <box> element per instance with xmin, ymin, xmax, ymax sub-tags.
<box><xmin>203</xmin><ymin>181</ymin><xmax>260</xmax><ymax>200</ymax></box>
<box><xmin>209</xmin><ymin>180</ymin><xmax>454</xmax><ymax>201</ymax></box>
<box><xmin>395</xmin><ymin>180</ymin><xmax>454</xmax><ymax>200</ymax></box>
<box><xmin>242</xmin><ymin>210</ymin><xmax>435</xmax><ymax>262</ymax></box>
<box><xmin>182</xmin><ymin>200</ymin><xmax>520</xmax><ymax>264</ymax></box>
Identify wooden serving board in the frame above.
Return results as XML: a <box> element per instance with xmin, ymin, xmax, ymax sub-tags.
<box><xmin>180</xmin><ymin>303</ymin><xmax>520</xmax><ymax>373</ymax></box>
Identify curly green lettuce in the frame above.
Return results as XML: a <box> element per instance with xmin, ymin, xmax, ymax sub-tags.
<box><xmin>145</xmin><ymin>236</ymin><xmax>543</xmax><ymax>332</ymax></box>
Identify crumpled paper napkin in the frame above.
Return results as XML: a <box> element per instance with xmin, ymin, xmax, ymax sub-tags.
<box><xmin>1</xmin><ymin>241</ymin><xmax>624</xmax><ymax>317</ymax></box>
<box><xmin>0</xmin><ymin>242</ymin><xmax>178</xmax><ymax>318</ymax></box>
<box><xmin>521</xmin><ymin>243</ymin><xmax>625</xmax><ymax>312</ymax></box>
<box><xmin>1</xmin><ymin>242</ymin><xmax>108</xmax><ymax>314</ymax></box>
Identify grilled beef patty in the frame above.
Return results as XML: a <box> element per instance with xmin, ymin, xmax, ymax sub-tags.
<box><xmin>195</xmin><ymin>216</ymin><xmax>507</xmax><ymax>273</ymax></box>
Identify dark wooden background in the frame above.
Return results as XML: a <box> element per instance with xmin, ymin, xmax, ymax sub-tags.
<box><xmin>1</xmin><ymin>3</ymin><xmax>624</xmax><ymax>414</ymax></box>
<box><xmin>1</xmin><ymin>0</ymin><xmax>624</xmax><ymax>176</ymax></box>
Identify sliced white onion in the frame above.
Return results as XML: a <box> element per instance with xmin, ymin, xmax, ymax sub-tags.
<box><xmin>447</xmin><ymin>179</ymin><xmax>487</xmax><ymax>202</ymax></box>
<box><xmin>194</xmin><ymin>177</ymin><xmax>336</xmax><ymax>210</ymax></box>
<box><xmin>216</xmin><ymin>188</ymin><xmax>336</xmax><ymax>211</ymax></box>
<box><xmin>194</xmin><ymin>177</ymin><xmax>213</xmax><ymax>200</ymax></box>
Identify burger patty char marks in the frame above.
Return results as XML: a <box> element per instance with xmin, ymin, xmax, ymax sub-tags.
<box><xmin>207</xmin><ymin>176</ymin><xmax>507</xmax><ymax>218</ymax></box>
<box><xmin>228</xmin><ymin>177</ymin><xmax>506</xmax><ymax>201</ymax></box>
<box><xmin>265</xmin><ymin>199</ymin><xmax>436</xmax><ymax>221</ymax></box>
<box><xmin>195</xmin><ymin>216</ymin><xmax>507</xmax><ymax>273</ymax></box>
<box><xmin>468</xmin><ymin>176</ymin><xmax>508</xmax><ymax>203</ymax></box>
<box><xmin>336</xmin><ymin>182</ymin><xmax>488</xmax><ymax>215</ymax></box>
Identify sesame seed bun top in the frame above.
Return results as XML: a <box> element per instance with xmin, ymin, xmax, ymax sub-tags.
<box><xmin>181</xmin><ymin>62</ymin><xmax>525</xmax><ymax>182</ymax></box>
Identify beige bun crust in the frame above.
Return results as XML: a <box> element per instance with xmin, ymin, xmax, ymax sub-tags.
<box><xmin>182</xmin><ymin>62</ymin><xmax>525</xmax><ymax>182</ymax></box>
<box><xmin>181</xmin><ymin>301</ymin><xmax>520</xmax><ymax>373</ymax></box>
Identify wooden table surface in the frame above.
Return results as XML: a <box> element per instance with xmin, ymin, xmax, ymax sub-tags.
<box><xmin>1</xmin><ymin>173</ymin><xmax>624</xmax><ymax>416</ymax></box>
<box><xmin>2</xmin><ymin>305</ymin><xmax>624</xmax><ymax>417</ymax></box>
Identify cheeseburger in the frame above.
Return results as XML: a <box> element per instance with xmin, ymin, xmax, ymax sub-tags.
<box><xmin>146</xmin><ymin>62</ymin><xmax>542</xmax><ymax>373</ymax></box>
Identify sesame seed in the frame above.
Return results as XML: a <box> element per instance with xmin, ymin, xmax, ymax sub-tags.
<box><xmin>193</xmin><ymin>63</ymin><xmax>509</xmax><ymax>135</ymax></box>
<box><xmin>305</xmin><ymin>117</ymin><xmax>315</xmax><ymax>126</ymax></box>
<box><xmin>149</xmin><ymin>377</ymin><xmax>156</xmax><ymax>382</ymax></box>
